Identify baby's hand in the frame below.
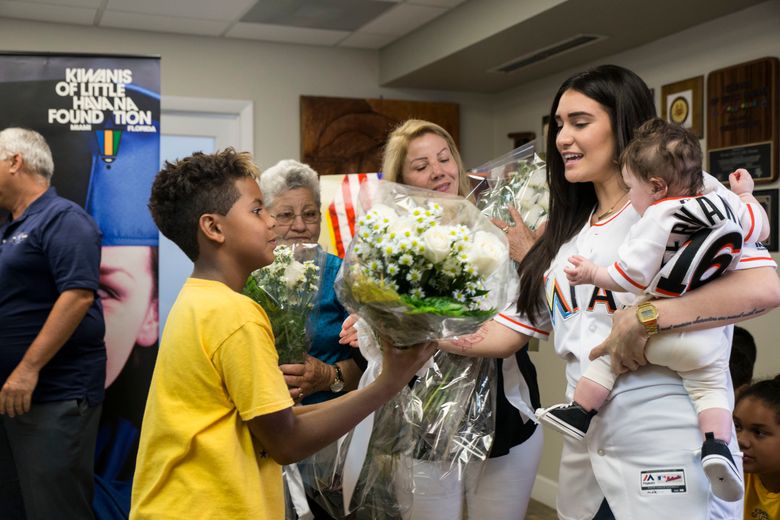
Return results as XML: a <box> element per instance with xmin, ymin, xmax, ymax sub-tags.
<box><xmin>729</xmin><ymin>168</ymin><xmax>754</xmax><ymax>196</ymax></box>
<box><xmin>564</xmin><ymin>255</ymin><xmax>596</xmax><ymax>285</ymax></box>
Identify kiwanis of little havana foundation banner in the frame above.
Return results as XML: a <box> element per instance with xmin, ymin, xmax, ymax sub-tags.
<box><xmin>0</xmin><ymin>52</ymin><xmax>160</xmax><ymax>245</ymax></box>
<box><xmin>0</xmin><ymin>53</ymin><xmax>161</xmax><ymax>519</ymax></box>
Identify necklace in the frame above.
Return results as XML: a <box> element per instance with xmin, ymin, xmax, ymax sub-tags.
<box><xmin>596</xmin><ymin>191</ymin><xmax>628</xmax><ymax>221</ymax></box>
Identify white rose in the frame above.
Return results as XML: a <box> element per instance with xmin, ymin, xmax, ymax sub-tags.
<box><xmin>283</xmin><ymin>260</ymin><xmax>306</xmax><ymax>289</ymax></box>
<box><xmin>466</xmin><ymin>231</ymin><xmax>507</xmax><ymax>277</ymax></box>
<box><xmin>421</xmin><ymin>225</ymin><xmax>453</xmax><ymax>263</ymax></box>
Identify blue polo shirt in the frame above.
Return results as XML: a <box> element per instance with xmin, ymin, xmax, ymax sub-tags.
<box><xmin>0</xmin><ymin>187</ymin><xmax>106</xmax><ymax>406</ymax></box>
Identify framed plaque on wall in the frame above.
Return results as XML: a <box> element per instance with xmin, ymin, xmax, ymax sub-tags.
<box><xmin>662</xmin><ymin>76</ymin><xmax>704</xmax><ymax>138</ymax></box>
<box><xmin>754</xmin><ymin>188</ymin><xmax>779</xmax><ymax>252</ymax></box>
<box><xmin>300</xmin><ymin>96</ymin><xmax>459</xmax><ymax>176</ymax></box>
<box><xmin>706</xmin><ymin>57</ymin><xmax>779</xmax><ymax>184</ymax></box>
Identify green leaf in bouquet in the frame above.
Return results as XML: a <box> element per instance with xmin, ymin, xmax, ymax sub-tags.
<box><xmin>399</xmin><ymin>295</ymin><xmax>495</xmax><ymax>318</ymax></box>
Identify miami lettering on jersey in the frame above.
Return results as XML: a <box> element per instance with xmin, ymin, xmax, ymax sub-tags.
<box><xmin>545</xmin><ymin>273</ymin><xmax>617</xmax><ymax>325</ymax></box>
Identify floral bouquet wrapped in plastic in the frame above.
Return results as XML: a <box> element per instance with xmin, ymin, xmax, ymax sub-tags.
<box><xmin>243</xmin><ymin>243</ymin><xmax>326</xmax><ymax>364</ymax></box>
<box><xmin>472</xmin><ymin>140</ymin><xmax>549</xmax><ymax>231</ymax></box>
<box><xmin>307</xmin><ymin>181</ymin><xmax>513</xmax><ymax>517</ymax></box>
<box><xmin>336</xmin><ymin>181</ymin><xmax>515</xmax><ymax>347</ymax></box>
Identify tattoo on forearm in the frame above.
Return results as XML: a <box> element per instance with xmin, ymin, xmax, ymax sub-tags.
<box><xmin>660</xmin><ymin>308</ymin><xmax>767</xmax><ymax>332</ymax></box>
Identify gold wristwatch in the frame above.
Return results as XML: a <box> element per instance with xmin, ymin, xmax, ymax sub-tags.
<box><xmin>329</xmin><ymin>364</ymin><xmax>345</xmax><ymax>393</ymax></box>
<box><xmin>636</xmin><ymin>301</ymin><xmax>659</xmax><ymax>336</ymax></box>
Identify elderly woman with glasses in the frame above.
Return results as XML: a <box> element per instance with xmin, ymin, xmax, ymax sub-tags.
<box><xmin>259</xmin><ymin>159</ymin><xmax>362</xmax><ymax>406</ymax></box>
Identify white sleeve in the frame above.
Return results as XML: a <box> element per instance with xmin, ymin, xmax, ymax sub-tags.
<box><xmin>703</xmin><ymin>173</ymin><xmax>776</xmax><ymax>270</ymax></box>
<box><xmin>606</xmin><ymin>206</ymin><xmax>669</xmax><ymax>294</ymax></box>
<box><xmin>736</xmin><ymin>243</ymin><xmax>777</xmax><ymax>270</ymax></box>
<box><xmin>494</xmin><ymin>296</ymin><xmax>551</xmax><ymax>339</ymax></box>
<box><xmin>707</xmin><ymin>179</ymin><xmax>764</xmax><ymax>244</ymax></box>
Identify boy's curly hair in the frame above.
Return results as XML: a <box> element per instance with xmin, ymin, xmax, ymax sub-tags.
<box><xmin>148</xmin><ymin>148</ymin><xmax>258</xmax><ymax>261</ymax></box>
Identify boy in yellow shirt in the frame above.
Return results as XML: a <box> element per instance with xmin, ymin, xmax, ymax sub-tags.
<box><xmin>130</xmin><ymin>148</ymin><xmax>436</xmax><ymax>519</ymax></box>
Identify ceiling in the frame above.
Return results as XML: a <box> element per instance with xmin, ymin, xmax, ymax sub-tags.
<box><xmin>0</xmin><ymin>0</ymin><xmax>769</xmax><ymax>93</ymax></box>
<box><xmin>0</xmin><ymin>0</ymin><xmax>466</xmax><ymax>48</ymax></box>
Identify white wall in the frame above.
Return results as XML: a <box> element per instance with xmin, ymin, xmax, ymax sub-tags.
<box><xmin>0</xmin><ymin>20</ymin><xmax>496</xmax><ymax>170</ymax></box>
<box><xmin>493</xmin><ymin>0</ymin><xmax>780</xmax><ymax>489</ymax></box>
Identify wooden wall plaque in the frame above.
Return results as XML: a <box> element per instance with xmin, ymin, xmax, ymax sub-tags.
<box><xmin>300</xmin><ymin>96</ymin><xmax>459</xmax><ymax>175</ymax></box>
<box><xmin>707</xmin><ymin>57</ymin><xmax>779</xmax><ymax>183</ymax></box>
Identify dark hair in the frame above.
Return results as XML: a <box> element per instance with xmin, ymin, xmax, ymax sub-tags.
<box><xmin>730</xmin><ymin>326</ymin><xmax>757</xmax><ymax>389</ymax></box>
<box><xmin>516</xmin><ymin>65</ymin><xmax>656</xmax><ymax>320</ymax></box>
<box><xmin>737</xmin><ymin>375</ymin><xmax>780</xmax><ymax>424</ymax></box>
<box><xmin>148</xmin><ymin>148</ymin><xmax>259</xmax><ymax>261</ymax></box>
<box><xmin>620</xmin><ymin>118</ymin><xmax>703</xmax><ymax>196</ymax></box>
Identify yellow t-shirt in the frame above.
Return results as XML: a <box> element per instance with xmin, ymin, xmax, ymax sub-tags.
<box><xmin>744</xmin><ymin>472</ymin><xmax>780</xmax><ymax>520</ymax></box>
<box><xmin>130</xmin><ymin>278</ymin><xmax>294</xmax><ymax>519</ymax></box>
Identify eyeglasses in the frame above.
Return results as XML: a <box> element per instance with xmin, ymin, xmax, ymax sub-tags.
<box><xmin>272</xmin><ymin>209</ymin><xmax>321</xmax><ymax>226</ymax></box>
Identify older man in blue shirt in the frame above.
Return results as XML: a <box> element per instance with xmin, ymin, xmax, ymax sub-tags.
<box><xmin>0</xmin><ymin>127</ymin><xmax>106</xmax><ymax>519</ymax></box>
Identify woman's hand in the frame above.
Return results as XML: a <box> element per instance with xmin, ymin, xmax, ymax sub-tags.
<box><xmin>492</xmin><ymin>206</ymin><xmax>545</xmax><ymax>263</ymax></box>
<box><xmin>588</xmin><ymin>306</ymin><xmax>649</xmax><ymax>374</ymax></box>
<box><xmin>338</xmin><ymin>314</ymin><xmax>360</xmax><ymax>347</ymax></box>
<box><xmin>279</xmin><ymin>355</ymin><xmax>334</xmax><ymax>403</ymax></box>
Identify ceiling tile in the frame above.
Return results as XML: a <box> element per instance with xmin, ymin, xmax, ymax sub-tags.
<box><xmin>338</xmin><ymin>31</ymin><xmax>397</xmax><ymax>49</ymax></box>
<box><xmin>227</xmin><ymin>22</ymin><xmax>349</xmax><ymax>45</ymax></box>
<box><xmin>100</xmin><ymin>10</ymin><xmax>230</xmax><ymax>36</ymax></box>
<box><xmin>359</xmin><ymin>3</ymin><xmax>446</xmax><ymax>37</ymax></box>
<box><xmin>0</xmin><ymin>1</ymin><xmax>95</xmax><ymax>24</ymax></box>
<box><xmin>240</xmin><ymin>0</ymin><xmax>397</xmax><ymax>32</ymax></box>
<box><xmin>105</xmin><ymin>0</ymin><xmax>255</xmax><ymax>21</ymax></box>
<box><xmin>22</xmin><ymin>0</ymin><xmax>102</xmax><ymax>7</ymax></box>
<box><xmin>408</xmin><ymin>0</ymin><xmax>466</xmax><ymax>7</ymax></box>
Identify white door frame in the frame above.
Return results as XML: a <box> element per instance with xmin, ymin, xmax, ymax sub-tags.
<box><xmin>157</xmin><ymin>96</ymin><xmax>254</xmax><ymax>330</ymax></box>
<box><xmin>161</xmin><ymin>96</ymin><xmax>254</xmax><ymax>153</ymax></box>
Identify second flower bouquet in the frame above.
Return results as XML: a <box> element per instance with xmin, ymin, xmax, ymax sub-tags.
<box><xmin>471</xmin><ymin>140</ymin><xmax>549</xmax><ymax>232</ymax></box>
<box><xmin>336</xmin><ymin>181</ymin><xmax>514</xmax><ymax>347</ymax></box>
<box><xmin>243</xmin><ymin>243</ymin><xmax>326</xmax><ymax>364</ymax></box>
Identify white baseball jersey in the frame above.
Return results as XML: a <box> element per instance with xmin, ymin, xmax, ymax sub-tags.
<box><xmin>495</xmin><ymin>174</ymin><xmax>776</xmax><ymax>519</ymax></box>
<box><xmin>607</xmin><ymin>190</ymin><xmax>764</xmax><ymax>297</ymax></box>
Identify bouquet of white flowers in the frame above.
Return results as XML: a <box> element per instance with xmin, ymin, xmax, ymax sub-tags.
<box><xmin>471</xmin><ymin>140</ymin><xmax>549</xmax><ymax>232</ymax></box>
<box><xmin>336</xmin><ymin>181</ymin><xmax>514</xmax><ymax>347</ymax></box>
<box><xmin>307</xmin><ymin>182</ymin><xmax>510</xmax><ymax>517</ymax></box>
<box><xmin>243</xmin><ymin>243</ymin><xmax>326</xmax><ymax>364</ymax></box>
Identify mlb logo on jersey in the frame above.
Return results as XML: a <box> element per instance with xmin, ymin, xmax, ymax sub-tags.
<box><xmin>640</xmin><ymin>468</ymin><xmax>687</xmax><ymax>495</ymax></box>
